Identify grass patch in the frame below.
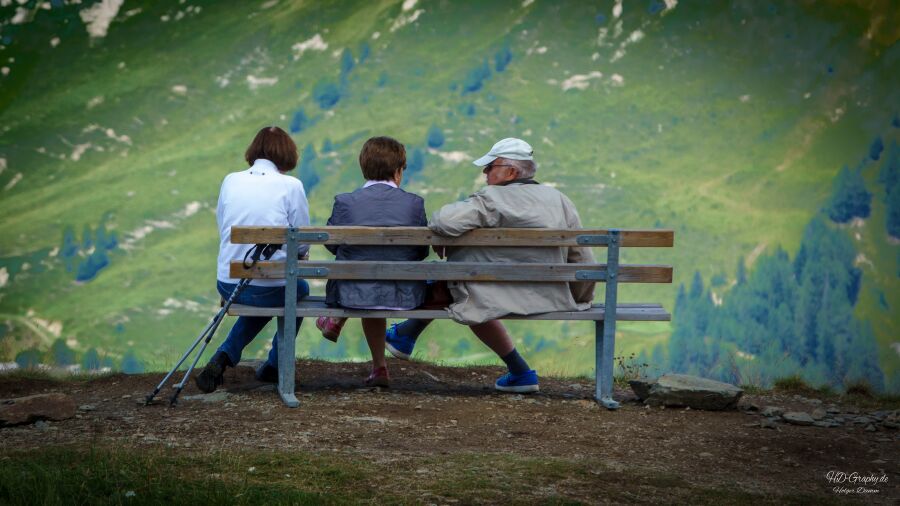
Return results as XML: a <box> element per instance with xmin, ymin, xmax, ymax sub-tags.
<box><xmin>0</xmin><ymin>446</ymin><xmax>854</xmax><ymax>505</ymax></box>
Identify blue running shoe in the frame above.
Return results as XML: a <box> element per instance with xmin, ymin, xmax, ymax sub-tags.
<box><xmin>385</xmin><ymin>323</ymin><xmax>416</xmax><ymax>360</ymax></box>
<box><xmin>495</xmin><ymin>369</ymin><xmax>539</xmax><ymax>393</ymax></box>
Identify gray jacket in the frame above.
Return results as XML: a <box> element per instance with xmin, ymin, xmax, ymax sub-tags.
<box><xmin>430</xmin><ymin>182</ymin><xmax>595</xmax><ymax>324</ymax></box>
<box><xmin>325</xmin><ymin>183</ymin><xmax>428</xmax><ymax>309</ymax></box>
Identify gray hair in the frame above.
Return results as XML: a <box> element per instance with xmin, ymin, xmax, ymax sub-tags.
<box><xmin>505</xmin><ymin>158</ymin><xmax>537</xmax><ymax>179</ymax></box>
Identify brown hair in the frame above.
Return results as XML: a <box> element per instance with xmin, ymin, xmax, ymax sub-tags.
<box><xmin>359</xmin><ymin>136</ymin><xmax>406</xmax><ymax>181</ymax></box>
<box><xmin>244</xmin><ymin>126</ymin><xmax>298</xmax><ymax>172</ymax></box>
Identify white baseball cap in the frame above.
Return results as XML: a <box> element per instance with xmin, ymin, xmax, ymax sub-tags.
<box><xmin>472</xmin><ymin>137</ymin><xmax>534</xmax><ymax>167</ymax></box>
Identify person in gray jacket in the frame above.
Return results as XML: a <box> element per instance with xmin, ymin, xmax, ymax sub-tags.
<box><xmin>316</xmin><ymin>136</ymin><xmax>428</xmax><ymax>387</ymax></box>
<box><xmin>385</xmin><ymin>138</ymin><xmax>596</xmax><ymax>393</ymax></box>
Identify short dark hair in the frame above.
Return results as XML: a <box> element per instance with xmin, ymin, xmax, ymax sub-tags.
<box><xmin>245</xmin><ymin>126</ymin><xmax>298</xmax><ymax>172</ymax></box>
<box><xmin>359</xmin><ymin>136</ymin><xmax>406</xmax><ymax>181</ymax></box>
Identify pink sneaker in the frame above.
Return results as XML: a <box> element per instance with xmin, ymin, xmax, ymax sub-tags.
<box><xmin>365</xmin><ymin>366</ymin><xmax>390</xmax><ymax>388</ymax></box>
<box><xmin>315</xmin><ymin>317</ymin><xmax>344</xmax><ymax>342</ymax></box>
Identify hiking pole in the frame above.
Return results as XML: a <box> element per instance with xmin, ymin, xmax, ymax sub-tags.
<box><xmin>144</xmin><ymin>243</ymin><xmax>280</xmax><ymax>406</ymax></box>
<box><xmin>167</xmin><ymin>277</ymin><xmax>251</xmax><ymax>406</ymax></box>
<box><xmin>144</xmin><ymin>314</ymin><xmax>220</xmax><ymax>405</ymax></box>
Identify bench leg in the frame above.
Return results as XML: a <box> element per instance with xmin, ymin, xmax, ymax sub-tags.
<box><xmin>278</xmin><ymin>230</ymin><xmax>300</xmax><ymax>408</ymax></box>
<box><xmin>595</xmin><ymin>320</ymin><xmax>620</xmax><ymax>410</ymax></box>
<box><xmin>276</xmin><ymin>316</ymin><xmax>299</xmax><ymax>408</ymax></box>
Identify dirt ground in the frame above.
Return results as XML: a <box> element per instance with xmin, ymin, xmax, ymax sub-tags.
<box><xmin>1</xmin><ymin>359</ymin><xmax>897</xmax><ymax>504</ymax></box>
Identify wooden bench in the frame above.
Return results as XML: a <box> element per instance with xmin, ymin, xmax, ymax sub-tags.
<box><xmin>228</xmin><ymin>226</ymin><xmax>674</xmax><ymax>410</ymax></box>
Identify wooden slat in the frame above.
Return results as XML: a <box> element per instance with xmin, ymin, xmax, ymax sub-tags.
<box><xmin>231</xmin><ymin>226</ymin><xmax>674</xmax><ymax>248</ymax></box>
<box><xmin>230</xmin><ymin>260</ymin><xmax>673</xmax><ymax>284</ymax></box>
<box><xmin>229</xmin><ymin>301</ymin><xmax>671</xmax><ymax>321</ymax></box>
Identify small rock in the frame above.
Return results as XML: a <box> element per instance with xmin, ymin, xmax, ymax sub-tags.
<box><xmin>760</xmin><ymin>418</ymin><xmax>778</xmax><ymax>429</ymax></box>
<box><xmin>811</xmin><ymin>408</ymin><xmax>827</xmax><ymax>421</ymax></box>
<box><xmin>77</xmin><ymin>404</ymin><xmax>96</xmax><ymax>412</ymax></box>
<box><xmin>568</xmin><ymin>383</ymin><xmax>583</xmax><ymax>391</ymax></box>
<box><xmin>761</xmin><ymin>406</ymin><xmax>784</xmax><ymax>418</ymax></box>
<box><xmin>630</xmin><ymin>374</ymin><xmax>742</xmax><ymax>410</ymax></box>
<box><xmin>182</xmin><ymin>391</ymin><xmax>230</xmax><ymax>403</ymax></box>
<box><xmin>783</xmin><ymin>412</ymin><xmax>815</xmax><ymax>426</ymax></box>
<box><xmin>855</xmin><ymin>416</ymin><xmax>872</xmax><ymax>425</ymax></box>
<box><xmin>510</xmin><ymin>394</ymin><xmax>524</xmax><ymax>401</ymax></box>
<box><xmin>698</xmin><ymin>452</ymin><xmax>713</xmax><ymax>458</ymax></box>
<box><xmin>871</xmin><ymin>459</ymin><xmax>886</xmax><ymax>464</ymax></box>
<box><xmin>0</xmin><ymin>393</ymin><xmax>77</xmax><ymax>426</ymax></box>
<box><xmin>865</xmin><ymin>424</ymin><xmax>877</xmax><ymax>432</ymax></box>
<box><xmin>575</xmin><ymin>400</ymin><xmax>597</xmax><ymax>409</ymax></box>
<box><xmin>34</xmin><ymin>420</ymin><xmax>50</xmax><ymax>431</ymax></box>
<box><xmin>826</xmin><ymin>406</ymin><xmax>840</xmax><ymax>414</ymax></box>
<box><xmin>813</xmin><ymin>421</ymin><xmax>836</xmax><ymax>428</ymax></box>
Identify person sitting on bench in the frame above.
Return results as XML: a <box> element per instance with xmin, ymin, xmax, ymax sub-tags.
<box><xmin>196</xmin><ymin>126</ymin><xmax>311</xmax><ymax>393</ymax></box>
<box><xmin>384</xmin><ymin>138</ymin><xmax>596</xmax><ymax>393</ymax></box>
<box><xmin>314</xmin><ymin>136</ymin><xmax>428</xmax><ymax>387</ymax></box>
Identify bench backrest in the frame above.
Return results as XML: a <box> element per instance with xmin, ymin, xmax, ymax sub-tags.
<box><xmin>229</xmin><ymin>226</ymin><xmax>674</xmax><ymax>285</ymax></box>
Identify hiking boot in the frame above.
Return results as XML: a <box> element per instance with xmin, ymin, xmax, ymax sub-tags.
<box><xmin>316</xmin><ymin>317</ymin><xmax>343</xmax><ymax>343</ymax></box>
<box><xmin>385</xmin><ymin>323</ymin><xmax>416</xmax><ymax>360</ymax></box>
<box><xmin>255</xmin><ymin>362</ymin><xmax>279</xmax><ymax>384</ymax></box>
<box><xmin>495</xmin><ymin>369</ymin><xmax>539</xmax><ymax>393</ymax></box>
<box><xmin>365</xmin><ymin>366</ymin><xmax>390</xmax><ymax>388</ymax></box>
<box><xmin>195</xmin><ymin>351</ymin><xmax>231</xmax><ymax>393</ymax></box>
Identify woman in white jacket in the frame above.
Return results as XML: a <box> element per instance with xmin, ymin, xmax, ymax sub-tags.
<box><xmin>196</xmin><ymin>126</ymin><xmax>310</xmax><ymax>393</ymax></box>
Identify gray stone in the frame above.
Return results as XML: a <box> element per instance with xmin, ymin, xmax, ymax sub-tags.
<box><xmin>182</xmin><ymin>391</ymin><xmax>230</xmax><ymax>403</ymax></box>
<box><xmin>813</xmin><ymin>421</ymin><xmax>838</xmax><ymax>428</ymax></box>
<box><xmin>629</xmin><ymin>374</ymin><xmax>742</xmax><ymax>411</ymax></box>
<box><xmin>761</xmin><ymin>406</ymin><xmax>784</xmax><ymax>418</ymax></box>
<box><xmin>783</xmin><ymin>411</ymin><xmax>815</xmax><ymax>426</ymax></box>
<box><xmin>33</xmin><ymin>420</ymin><xmax>50</xmax><ymax>431</ymax></box>
<box><xmin>826</xmin><ymin>406</ymin><xmax>841</xmax><ymax>414</ymax></box>
<box><xmin>759</xmin><ymin>418</ymin><xmax>778</xmax><ymax>429</ymax></box>
<box><xmin>77</xmin><ymin>404</ymin><xmax>96</xmax><ymax>412</ymax></box>
<box><xmin>0</xmin><ymin>393</ymin><xmax>76</xmax><ymax>426</ymax></box>
<box><xmin>811</xmin><ymin>408</ymin><xmax>827</xmax><ymax>420</ymax></box>
<box><xmin>865</xmin><ymin>424</ymin><xmax>877</xmax><ymax>432</ymax></box>
<box><xmin>855</xmin><ymin>416</ymin><xmax>872</xmax><ymax>425</ymax></box>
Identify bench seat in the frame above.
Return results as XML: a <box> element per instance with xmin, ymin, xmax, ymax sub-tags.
<box><xmin>229</xmin><ymin>297</ymin><xmax>670</xmax><ymax>321</ymax></box>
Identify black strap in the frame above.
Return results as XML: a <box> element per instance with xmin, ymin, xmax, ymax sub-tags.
<box><xmin>242</xmin><ymin>243</ymin><xmax>281</xmax><ymax>269</ymax></box>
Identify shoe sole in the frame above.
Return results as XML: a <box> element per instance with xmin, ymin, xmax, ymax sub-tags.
<box><xmin>365</xmin><ymin>378</ymin><xmax>390</xmax><ymax>388</ymax></box>
<box><xmin>495</xmin><ymin>383</ymin><xmax>540</xmax><ymax>393</ymax></box>
<box><xmin>385</xmin><ymin>342</ymin><xmax>411</xmax><ymax>360</ymax></box>
<box><xmin>195</xmin><ymin>369</ymin><xmax>221</xmax><ymax>393</ymax></box>
<box><xmin>316</xmin><ymin>320</ymin><xmax>340</xmax><ymax>342</ymax></box>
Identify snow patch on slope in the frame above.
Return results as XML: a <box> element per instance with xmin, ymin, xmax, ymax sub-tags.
<box><xmin>292</xmin><ymin>34</ymin><xmax>328</xmax><ymax>60</ymax></box>
<box><xmin>80</xmin><ymin>0</ymin><xmax>124</xmax><ymax>39</ymax></box>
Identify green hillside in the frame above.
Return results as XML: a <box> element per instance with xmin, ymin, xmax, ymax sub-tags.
<box><xmin>1</xmin><ymin>0</ymin><xmax>898</xmax><ymax>390</ymax></box>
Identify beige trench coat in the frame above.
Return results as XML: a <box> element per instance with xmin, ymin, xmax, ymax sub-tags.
<box><xmin>429</xmin><ymin>182</ymin><xmax>595</xmax><ymax>325</ymax></box>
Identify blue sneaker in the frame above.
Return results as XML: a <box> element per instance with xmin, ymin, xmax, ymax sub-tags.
<box><xmin>495</xmin><ymin>370</ymin><xmax>539</xmax><ymax>393</ymax></box>
<box><xmin>385</xmin><ymin>323</ymin><xmax>416</xmax><ymax>360</ymax></box>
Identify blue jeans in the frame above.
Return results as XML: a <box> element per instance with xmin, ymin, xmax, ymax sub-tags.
<box><xmin>215</xmin><ymin>280</ymin><xmax>310</xmax><ymax>369</ymax></box>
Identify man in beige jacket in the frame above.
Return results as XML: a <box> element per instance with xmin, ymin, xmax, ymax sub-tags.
<box><xmin>386</xmin><ymin>138</ymin><xmax>595</xmax><ymax>393</ymax></box>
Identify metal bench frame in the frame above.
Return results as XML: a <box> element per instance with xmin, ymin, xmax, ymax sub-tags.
<box><xmin>228</xmin><ymin>227</ymin><xmax>673</xmax><ymax>410</ymax></box>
